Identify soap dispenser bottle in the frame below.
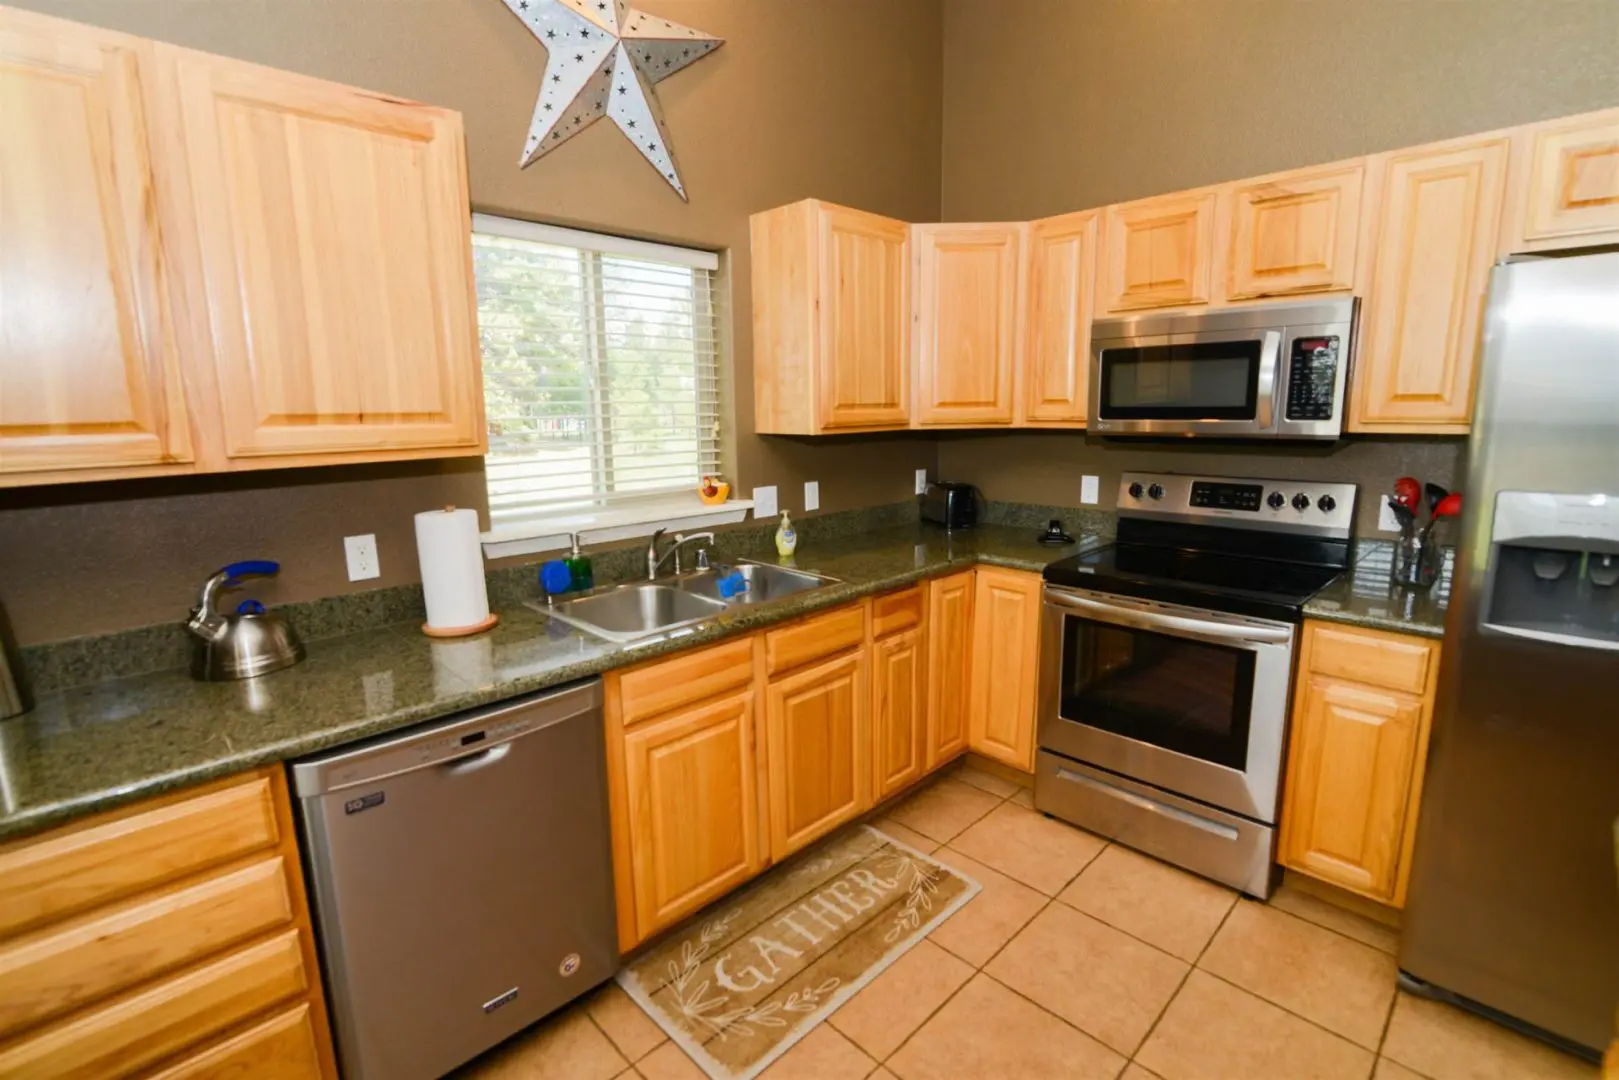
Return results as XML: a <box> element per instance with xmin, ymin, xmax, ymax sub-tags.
<box><xmin>775</xmin><ymin>511</ymin><xmax>798</xmax><ymax>557</ymax></box>
<box><xmin>564</xmin><ymin>533</ymin><xmax>594</xmax><ymax>591</ymax></box>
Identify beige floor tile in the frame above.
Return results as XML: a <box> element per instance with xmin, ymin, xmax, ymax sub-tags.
<box><xmin>869</xmin><ymin>1070</ymin><xmax>899</xmax><ymax>1080</ymax></box>
<box><xmin>588</xmin><ymin>982</ymin><xmax>667</xmax><ymax>1063</ymax></box>
<box><xmin>1198</xmin><ymin>899</ymin><xmax>1397</xmax><ymax>1049</ymax></box>
<box><xmin>615</xmin><ymin>1071</ymin><xmax>644</xmax><ymax>1080</ymax></box>
<box><xmin>1381</xmin><ymin>992</ymin><xmax>1597</xmax><ymax>1080</ymax></box>
<box><xmin>1269</xmin><ymin>880</ymin><xmax>1401</xmax><ymax>955</ymax></box>
<box><xmin>1009</xmin><ymin>786</ymin><xmax>1035</xmax><ymax>809</ymax></box>
<box><xmin>953</xmin><ymin>765</ymin><xmax>1020</xmax><ymax>799</ymax></box>
<box><xmin>948</xmin><ymin>802</ymin><xmax>1106</xmax><ymax>895</ymax></box>
<box><xmin>926</xmin><ymin>847</ymin><xmax>1048</xmax><ymax>967</ymax></box>
<box><xmin>758</xmin><ymin>1024</ymin><xmax>875</xmax><ymax>1080</ymax></box>
<box><xmin>887</xmin><ymin>973</ymin><xmax>1126</xmax><ymax>1080</ymax></box>
<box><xmin>1121</xmin><ymin>1065</ymin><xmax>1164</xmax><ymax>1080</ymax></box>
<box><xmin>869</xmin><ymin>816</ymin><xmax>942</xmax><ymax>855</ymax></box>
<box><xmin>1057</xmin><ymin>844</ymin><xmax>1237</xmax><ymax>963</ymax></box>
<box><xmin>457</xmin><ymin>1003</ymin><xmax>628</xmax><ymax>1080</ymax></box>
<box><xmin>634</xmin><ymin>1041</ymin><xmax>706</xmax><ymax>1080</ymax></box>
<box><xmin>985</xmin><ymin>901</ymin><xmax>1188</xmax><ymax>1056</ymax></box>
<box><xmin>1375</xmin><ymin>1058</ymin><xmax>1429</xmax><ymax>1080</ymax></box>
<box><xmin>884</xmin><ymin>778</ymin><xmax>1002</xmax><ymax>843</ymax></box>
<box><xmin>1136</xmin><ymin>970</ymin><xmax>1374</xmax><ymax>1080</ymax></box>
<box><xmin>829</xmin><ymin>939</ymin><xmax>974</xmax><ymax>1060</ymax></box>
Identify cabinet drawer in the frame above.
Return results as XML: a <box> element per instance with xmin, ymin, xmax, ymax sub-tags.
<box><xmin>150</xmin><ymin>1001</ymin><xmax>324</xmax><ymax>1080</ymax></box>
<box><xmin>615</xmin><ymin>637</ymin><xmax>755</xmax><ymax>727</ymax></box>
<box><xmin>0</xmin><ymin>777</ymin><xmax>279</xmax><ymax>938</ymax></box>
<box><xmin>0</xmin><ymin>929</ymin><xmax>308</xmax><ymax>1079</ymax></box>
<box><xmin>1306</xmin><ymin>623</ymin><xmax>1435</xmax><ymax>696</ymax></box>
<box><xmin>764</xmin><ymin>604</ymin><xmax>865</xmax><ymax>675</ymax></box>
<box><xmin>871</xmin><ymin>586</ymin><xmax>924</xmax><ymax>638</ymax></box>
<box><xmin>0</xmin><ymin>855</ymin><xmax>295</xmax><ymax>1038</ymax></box>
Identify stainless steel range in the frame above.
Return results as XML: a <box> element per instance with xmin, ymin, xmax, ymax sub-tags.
<box><xmin>1035</xmin><ymin>471</ymin><xmax>1357</xmax><ymax>897</ymax></box>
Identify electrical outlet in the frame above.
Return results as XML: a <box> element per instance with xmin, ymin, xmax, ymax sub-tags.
<box><xmin>344</xmin><ymin>534</ymin><xmax>380</xmax><ymax>581</ymax></box>
<box><xmin>1378</xmin><ymin>499</ymin><xmax>1404</xmax><ymax>533</ymax></box>
<box><xmin>915</xmin><ymin>468</ymin><xmax>928</xmax><ymax>496</ymax></box>
<box><xmin>804</xmin><ymin>480</ymin><xmax>820</xmax><ymax>512</ymax></box>
<box><xmin>752</xmin><ymin>485</ymin><xmax>778</xmax><ymax>519</ymax></box>
<box><xmin>1081</xmin><ymin>475</ymin><xmax>1100</xmax><ymax>505</ymax></box>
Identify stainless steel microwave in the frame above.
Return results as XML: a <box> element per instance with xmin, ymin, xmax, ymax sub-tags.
<box><xmin>1088</xmin><ymin>298</ymin><xmax>1357</xmax><ymax>439</ymax></box>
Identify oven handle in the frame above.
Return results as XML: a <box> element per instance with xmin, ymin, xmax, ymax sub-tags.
<box><xmin>1044</xmin><ymin>589</ymin><xmax>1294</xmax><ymax>646</ymax></box>
<box><xmin>1255</xmin><ymin>329</ymin><xmax>1282</xmax><ymax>430</ymax></box>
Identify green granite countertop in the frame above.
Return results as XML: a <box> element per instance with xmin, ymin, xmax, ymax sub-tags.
<box><xmin>0</xmin><ymin>524</ymin><xmax>1101</xmax><ymax>842</ymax></box>
<box><xmin>1301</xmin><ymin>540</ymin><xmax>1452</xmax><ymax>639</ymax></box>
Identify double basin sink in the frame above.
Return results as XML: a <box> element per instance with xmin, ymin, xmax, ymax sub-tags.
<box><xmin>541</xmin><ymin>562</ymin><xmax>839</xmax><ymax>643</ymax></box>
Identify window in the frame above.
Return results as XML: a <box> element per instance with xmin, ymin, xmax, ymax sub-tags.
<box><xmin>470</xmin><ymin>214</ymin><xmax>721</xmax><ymax>528</ymax></box>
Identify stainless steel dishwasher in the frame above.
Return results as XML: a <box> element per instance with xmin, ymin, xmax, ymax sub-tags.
<box><xmin>293</xmin><ymin>679</ymin><xmax>616</xmax><ymax>1080</ymax></box>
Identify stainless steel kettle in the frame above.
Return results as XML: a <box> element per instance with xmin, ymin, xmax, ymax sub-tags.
<box><xmin>186</xmin><ymin>561</ymin><xmax>305</xmax><ymax>682</ymax></box>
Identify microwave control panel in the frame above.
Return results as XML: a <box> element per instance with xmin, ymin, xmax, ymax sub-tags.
<box><xmin>1285</xmin><ymin>336</ymin><xmax>1340</xmax><ymax>421</ymax></box>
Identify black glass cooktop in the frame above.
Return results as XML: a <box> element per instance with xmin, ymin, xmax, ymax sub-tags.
<box><xmin>1043</xmin><ymin>541</ymin><xmax>1346</xmax><ymax>622</ymax></box>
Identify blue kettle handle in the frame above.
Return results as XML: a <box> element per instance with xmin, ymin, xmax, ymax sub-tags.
<box><xmin>223</xmin><ymin>560</ymin><xmax>280</xmax><ymax>586</ymax></box>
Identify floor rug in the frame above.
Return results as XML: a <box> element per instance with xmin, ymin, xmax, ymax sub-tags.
<box><xmin>616</xmin><ymin>825</ymin><xmax>980</xmax><ymax>1080</ymax></box>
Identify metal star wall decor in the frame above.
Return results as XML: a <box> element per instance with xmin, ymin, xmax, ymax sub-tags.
<box><xmin>498</xmin><ymin>0</ymin><xmax>722</xmax><ymax>200</ymax></box>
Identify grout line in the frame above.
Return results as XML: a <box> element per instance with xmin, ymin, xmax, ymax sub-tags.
<box><xmin>1196</xmin><ymin>967</ymin><xmax>1384</xmax><ymax>1057</ymax></box>
<box><xmin>1126</xmin><ymin>887</ymin><xmax>1241</xmax><ymax>1064</ymax></box>
<box><xmin>1270</xmin><ymin>888</ymin><xmax>1403</xmax><ymax>956</ymax></box>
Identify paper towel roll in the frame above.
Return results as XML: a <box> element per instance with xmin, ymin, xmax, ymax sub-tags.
<box><xmin>415</xmin><ymin>507</ymin><xmax>491</xmax><ymax>632</ymax></box>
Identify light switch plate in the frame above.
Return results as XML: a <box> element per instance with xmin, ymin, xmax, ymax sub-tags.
<box><xmin>803</xmin><ymin>480</ymin><xmax>820</xmax><ymax>512</ymax></box>
<box><xmin>1081</xmin><ymin>475</ymin><xmax>1100</xmax><ymax>505</ymax></box>
<box><xmin>753</xmin><ymin>485</ymin><xmax>778</xmax><ymax>519</ymax></box>
<box><xmin>915</xmin><ymin>468</ymin><xmax>928</xmax><ymax>495</ymax></box>
<box><xmin>1378</xmin><ymin>499</ymin><xmax>1403</xmax><ymax>533</ymax></box>
<box><xmin>344</xmin><ymin>534</ymin><xmax>380</xmax><ymax>581</ymax></box>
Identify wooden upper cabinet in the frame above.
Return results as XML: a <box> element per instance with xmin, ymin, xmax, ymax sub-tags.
<box><xmin>157</xmin><ymin>46</ymin><xmax>484</xmax><ymax>461</ymax></box>
<box><xmin>1226</xmin><ymin>161</ymin><xmax>1365</xmax><ymax>300</ymax></box>
<box><xmin>0</xmin><ymin>10</ymin><xmax>193</xmax><ymax>483</ymax></box>
<box><xmin>1505</xmin><ymin>107</ymin><xmax>1619</xmax><ymax>253</ymax></box>
<box><xmin>1021</xmin><ymin>210</ymin><xmax>1098</xmax><ymax>426</ymax></box>
<box><xmin>751</xmin><ymin>200</ymin><xmax>909</xmax><ymax>434</ymax></box>
<box><xmin>967</xmin><ymin>568</ymin><xmax>1040</xmax><ymax>772</ymax></box>
<box><xmin>1352</xmin><ymin>137</ymin><xmax>1510</xmax><ymax>433</ymax></box>
<box><xmin>913</xmin><ymin>223</ymin><xmax>1022</xmax><ymax>426</ymax></box>
<box><xmin>1099</xmin><ymin>190</ymin><xmax>1217</xmax><ymax>312</ymax></box>
<box><xmin>926</xmin><ymin>571</ymin><xmax>974</xmax><ymax>768</ymax></box>
<box><xmin>764</xmin><ymin>650</ymin><xmax>869</xmax><ymax>860</ymax></box>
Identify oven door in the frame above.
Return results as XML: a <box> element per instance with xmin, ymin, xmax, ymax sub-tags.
<box><xmin>1089</xmin><ymin>329</ymin><xmax>1281</xmax><ymax>436</ymax></box>
<box><xmin>1038</xmin><ymin>585</ymin><xmax>1296</xmax><ymax>822</ymax></box>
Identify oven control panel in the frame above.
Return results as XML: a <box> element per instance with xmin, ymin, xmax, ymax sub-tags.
<box><xmin>1118</xmin><ymin>472</ymin><xmax>1357</xmax><ymax>538</ymax></box>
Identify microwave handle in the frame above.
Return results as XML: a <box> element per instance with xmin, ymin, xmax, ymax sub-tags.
<box><xmin>1044</xmin><ymin>589</ymin><xmax>1294</xmax><ymax>646</ymax></box>
<box><xmin>1255</xmin><ymin>330</ymin><xmax>1282</xmax><ymax>430</ymax></box>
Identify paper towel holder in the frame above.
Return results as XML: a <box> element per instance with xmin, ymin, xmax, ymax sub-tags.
<box><xmin>418</xmin><ymin>505</ymin><xmax>500</xmax><ymax>638</ymax></box>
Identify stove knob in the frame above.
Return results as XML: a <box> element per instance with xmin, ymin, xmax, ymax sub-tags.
<box><xmin>1127</xmin><ymin>482</ymin><xmax>1144</xmax><ymax>500</ymax></box>
<box><xmin>1266</xmin><ymin>491</ymin><xmax>1286</xmax><ymax>510</ymax></box>
<box><xmin>1318</xmin><ymin>494</ymin><xmax>1337</xmax><ymax>513</ymax></box>
<box><xmin>1292</xmin><ymin>492</ymin><xmax>1311</xmax><ymax>511</ymax></box>
<box><xmin>1147</xmin><ymin>483</ymin><xmax>1165</xmax><ymax>500</ymax></box>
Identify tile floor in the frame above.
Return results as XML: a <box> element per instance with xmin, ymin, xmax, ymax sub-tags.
<box><xmin>456</xmin><ymin>767</ymin><xmax>1598</xmax><ymax>1080</ymax></box>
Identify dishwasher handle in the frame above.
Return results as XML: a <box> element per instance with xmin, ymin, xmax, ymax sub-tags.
<box><xmin>438</xmin><ymin>742</ymin><xmax>513</xmax><ymax>776</ymax></box>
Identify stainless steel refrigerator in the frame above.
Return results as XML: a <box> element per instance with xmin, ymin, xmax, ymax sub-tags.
<box><xmin>1399</xmin><ymin>250</ymin><xmax>1619</xmax><ymax>1058</ymax></box>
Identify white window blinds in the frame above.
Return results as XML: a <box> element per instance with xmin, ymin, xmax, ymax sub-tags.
<box><xmin>470</xmin><ymin>214</ymin><xmax>722</xmax><ymax>527</ymax></box>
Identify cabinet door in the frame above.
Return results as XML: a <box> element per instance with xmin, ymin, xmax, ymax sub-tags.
<box><xmin>1099</xmin><ymin>191</ymin><xmax>1217</xmax><ymax>312</ymax></box>
<box><xmin>913</xmin><ymin>224</ymin><xmax>1021</xmax><ymax>425</ymax></box>
<box><xmin>817</xmin><ymin>204</ymin><xmax>910</xmax><ymax>429</ymax></box>
<box><xmin>622</xmin><ymin>689</ymin><xmax>762</xmax><ymax>937</ymax></box>
<box><xmin>872</xmin><ymin>625</ymin><xmax>927</xmax><ymax>800</ymax></box>
<box><xmin>926</xmin><ymin>572</ymin><xmax>974</xmax><ymax>768</ymax></box>
<box><xmin>1352</xmin><ymin>138</ymin><xmax>1509</xmax><ymax>432</ymax></box>
<box><xmin>1021</xmin><ymin>210</ymin><xmax>1097</xmax><ymax>426</ymax></box>
<box><xmin>765</xmin><ymin>651</ymin><xmax>868</xmax><ymax>860</ymax></box>
<box><xmin>1226</xmin><ymin>162</ymin><xmax>1365</xmax><ymax>299</ymax></box>
<box><xmin>159</xmin><ymin>46</ymin><xmax>483</xmax><ymax>461</ymax></box>
<box><xmin>1506</xmin><ymin>107</ymin><xmax>1619</xmax><ymax>252</ymax></box>
<box><xmin>1280</xmin><ymin>676</ymin><xmax>1423</xmax><ymax>902</ymax></box>
<box><xmin>968</xmin><ymin>569</ymin><xmax>1041</xmax><ymax>772</ymax></box>
<box><xmin>0</xmin><ymin>11</ymin><xmax>192</xmax><ymax>481</ymax></box>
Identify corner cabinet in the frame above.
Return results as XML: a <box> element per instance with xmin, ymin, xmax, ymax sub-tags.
<box><xmin>912</xmin><ymin>223</ymin><xmax>1023</xmax><ymax>426</ymax></box>
<box><xmin>0</xmin><ymin>8</ymin><xmax>486</xmax><ymax>488</ymax></box>
<box><xmin>751</xmin><ymin>200</ymin><xmax>911</xmax><ymax>434</ymax></box>
<box><xmin>1021</xmin><ymin>210</ymin><xmax>1098</xmax><ymax>427</ymax></box>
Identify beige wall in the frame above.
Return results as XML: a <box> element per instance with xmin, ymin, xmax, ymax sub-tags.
<box><xmin>0</xmin><ymin>0</ymin><xmax>943</xmax><ymax>644</ymax></box>
<box><xmin>936</xmin><ymin>0</ymin><xmax>1619</xmax><ymax>513</ymax></box>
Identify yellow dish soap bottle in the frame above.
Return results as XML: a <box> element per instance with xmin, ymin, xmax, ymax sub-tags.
<box><xmin>774</xmin><ymin>511</ymin><xmax>798</xmax><ymax>557</ymax></box>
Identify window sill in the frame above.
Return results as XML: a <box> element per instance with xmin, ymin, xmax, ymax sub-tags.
<box><xmin>480</xmin><ymin>496</ymin><xmax>757</xmax><ymax>560</ymax></box>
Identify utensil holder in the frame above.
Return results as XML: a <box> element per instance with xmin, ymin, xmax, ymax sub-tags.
<box><xmin>1393</xmin><ymin>528</ymin><xmax>1441</xmax><ymax>589</ymax></box>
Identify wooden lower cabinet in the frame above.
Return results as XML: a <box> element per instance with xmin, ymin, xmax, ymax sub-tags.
<box><xmin>968</xmin><ymin>568</ymin><xmax>1042</xmax><ymax>772</ymax></box>
<box><xmin>0</xmin><ymin>768</ymin><xmax>336</xmax><ymax>1079</ymax></box>
<box><xmin>1280</xmin><ymin>621</ymin><xmax>1440</xmax><ymax>907</ymax></box>
<box><xmin>926</xmin><ymin>572</ymin><xmax>975</xmax><ymax>767</ymax></box>
<box><xmin>872</xmin><ymin>624</ymin><xmax>928</xmax><ymax>800</ymax></box>
<box><xmin>765</xmin><ymin>650</ymin><xmax>870</xmax><ymax>859</ymax></box>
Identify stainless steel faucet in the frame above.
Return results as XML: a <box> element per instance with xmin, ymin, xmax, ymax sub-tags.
<box><xmin>646</xmin><ymin>529</ymin><xmax>716</xmax><ymax>580</ymax></box>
